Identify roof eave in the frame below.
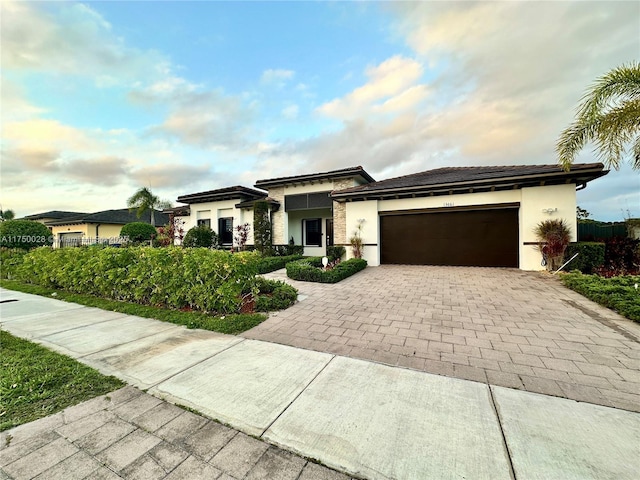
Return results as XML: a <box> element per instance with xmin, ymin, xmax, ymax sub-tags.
<box><xmin>332</xmin><ymin>168</ymin><xmax>609</xmax><ymax>201</ymax></box>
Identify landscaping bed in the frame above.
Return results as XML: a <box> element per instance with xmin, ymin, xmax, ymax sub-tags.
<box><xmin>286</xmin><ymin>257</ymin><xmax>367</xmax><ymax>283</ymax></box>
<box><xmin>560</xmin><ymin>272</ymin><xmax>640</xmax><ymax>322</ymax></box>
<box><xmin>0</xmin><ymin>331</ymin><xmax>124</xmax><ymax>432</ymax></box>
<box><xmin>255</xmin><ymin>254</ymin><xmax>304</xmax><ymax>274</ymax></box>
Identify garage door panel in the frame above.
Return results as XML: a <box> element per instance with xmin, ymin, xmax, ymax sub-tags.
<box><xmin>380</xmin><ymin>209</ymin><xmax>518</xmax><ymax>267</ymax></box>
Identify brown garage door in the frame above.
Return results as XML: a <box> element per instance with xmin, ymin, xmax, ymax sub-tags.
<box><xmin>380</xmin><ymin>207</ymin><xmax>519</xmax><ymax>267</ymax></box>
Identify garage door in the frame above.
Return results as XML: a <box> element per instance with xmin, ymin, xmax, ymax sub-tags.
<box><xmin>380</xmin><ymin>207</ymin><xmax>519</xmax><ymax>267</ymax></box>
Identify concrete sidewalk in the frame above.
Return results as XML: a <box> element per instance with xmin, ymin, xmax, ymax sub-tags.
<box><xmin>1</xmin><ymin>288</ymin><xmax>639</xmax><ymax>480</ymax></box>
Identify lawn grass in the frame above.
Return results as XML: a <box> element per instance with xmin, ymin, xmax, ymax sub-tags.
<box><xmin>560</xmin><ymin>272</ymin><xmax>640</xmax><ymax>323</ymax></box>
<box><xmin>0</xmin><ymin>280</ymin><xmax>267</xmax><ymax>335</ymax></box>
<box><xmin>0</xmin><ymin>331</ymin><xmax>125</xmax><ymax>431</ymax></box>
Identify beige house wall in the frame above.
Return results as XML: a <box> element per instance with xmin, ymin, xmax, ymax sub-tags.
<box><xmin>345</xmin><ymin>184</ymin><xmax>578</xmax><ymax>270</ymax></box>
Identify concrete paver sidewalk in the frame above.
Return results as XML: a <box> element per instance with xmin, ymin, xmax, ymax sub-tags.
<box><xmin>247</xmin><ymin>266</ymin><xmax>640</xmax><ymax>412</ymax></box>
<box><xmin>2</xmin><ymin>288</ymin><xmax>639</xmax><ymax>479</ymax></box>
<box><xmin>1</xmin><ymin>387</ymin><xmax>350</xmax><ymax>480</ymax></box>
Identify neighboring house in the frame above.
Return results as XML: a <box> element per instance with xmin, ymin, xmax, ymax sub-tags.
<box><xmin>21</xmin><ymin>208</ymin><xmax>169</xmax><ymax>247</ymax></box>
<box><xmin>172</xmin><ymin>163</ymin><xmax>608</xmax><ymax>270</ymax></box>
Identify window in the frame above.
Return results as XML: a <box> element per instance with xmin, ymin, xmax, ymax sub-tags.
<box><xmin>218</xmin><ymin>217</ymin><xmax>233</xmax><ymax>245</ymax></box>
<box><xmin>197</xmin><ymin>219</ymin><xmax>211</xmax><ymax>227</ymax></box>
<box><xmin>303</xmin><ymin>218</ymin><xmax>322</xmax><ymax>247</ymax></box>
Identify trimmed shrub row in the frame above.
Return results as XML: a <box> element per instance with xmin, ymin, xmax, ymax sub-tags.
<box><xmin>17</xmin><ymin>246</ymin><xmax>258</xmax><ymax>314</ymax></box>
<box><xmin>256</xmin><ymin>254</ymin><xmax>304</xmax><ymax>274</ymax></box>
<box><xmin>0</xmin><ymin>248</ymin><xmax>28</xmax><ymax>279</ymax></box>
<box><xmin>254</xmin><ymin>277</ymin><xmax>298</xmax><ymax>311</ymax></box>
<box><xmin>563</xmin><ymin>242</ymin><xmax>605</xmax><ymax>274</ymax></box>
<box><xmin>286</xmin><ymin>257</ymin><xmax>367</xmax><ymax>283</ymax></box>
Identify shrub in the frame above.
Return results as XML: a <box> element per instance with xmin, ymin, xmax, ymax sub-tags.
<box><xmin>595</xmin><ymin>236</ymin><xmax>640</xmax><ymax>276</ymax></box>
<box><xmin>254</xmin><ymin>277</ymin><xmax>298</xmax><ymax>311</ymax></box>
<box><xmin>253</xmin><ymin>201</ymin><xmax>272</xmax><ymax>255</ymax></box>
<box><xmin>563</xmin><ymin>242</ymin><xmax>605</xmax><ymax>274</ymax></box>
<box><xmin>326</xmin><ymin>246</ymin><xmax>346</xmax><ymax>261</ymax></box>
<box><xmin>256</xmin><ymin>254</ymin><xmax>304</xmax><ymax>274</ymax></box>
<box><xmin>0</xmin><ymin>220</ymin><xmax>53</xmax><ymax>249</ymax></box>
<box><xmin>17</xmin><ymin>246</ymin><xmax>259</xmax><ymax>314</ymax></box>
<box><xmin>534</xmin><ymin>219</ymin><xmax>571</xmax><ymax>270</ymax></box>
<box><xmin>120</xmin><ymin>222</ymin><xmax>157</xmax><ymax>245</ymax></box>
<box><xmin>270</xmin><ymin>245</ymin><xmax>304</xmax><ymax>256</ymax></box>
<box><xmin>183</xmin><ymin>225</ymin><xmax>219</xmax><ymax>248</ymax></box>
<box><xmin>286</xmin><ymin>257</ymin><xmax>367</xmax><ymax>283</ymax></box>
<box><xmin>350</xmin><ymin>219</ymin><xmax>364</xmax><ymax>259</ymax></box>
<box><xmin>0</xmin><ymin>248</ymin><xmax>28</xmax><ymax>279</ymax></box>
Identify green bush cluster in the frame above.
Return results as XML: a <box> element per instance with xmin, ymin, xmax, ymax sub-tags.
<box><xmin>17</xmin><ymin>246</ymin><xmax>258</xmax><ymax>314</ymax></box>
<box><xmin>0</xmin><ymin>248</ymin><xmax>28</xmax><ymax>279</ymax></box>
<box><xmin>286</xmin><ymin>257</ymin><xmax>367</xmax><ymax>283</ymax></box>
<box><xmin>120</xmin><ymin>222</ymin><xmax>157</xmax><ymax>244</ymax></box>
<box><xmin>269</xmin><ymin>245</ymin><xmax>305</xmax><ymax>256</ymax></box>
<box><xmin>183</xmin><ymin>224</ymin><xmax>219</xmax><ymax>248</ymax></box>
<box><xmin>326</xmin><ymin>246</ymin><xmax>346</xmax><ymax>261</ymax></box>
<box><xmin>254</xmin><ymin>277</ymin><xmax>298</xmax><ymax>311</ymax></box>
<box><xmin>255</xmin><ymin>254</ymin><xmax>304</xmax><ymax>274</ymax></box>
<box><xmin>563</xmin><ymin>242</ymin><xmax>605</xmax><ymax>274</ymax></box>
<box><xmin>0</xmin><ymin>220</ymin><xmax>53</xmax><ymax>249</ymax></box>
<box><xmin>561</xmin><ymin>272</ymin><xmax>640</xmax><ymax>322</ymax></box>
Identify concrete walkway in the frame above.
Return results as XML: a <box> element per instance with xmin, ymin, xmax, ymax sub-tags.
<box><xmin>1</xmin><ymin>288</ymin><xmax>639</xmax><ymax>479</ymax></box>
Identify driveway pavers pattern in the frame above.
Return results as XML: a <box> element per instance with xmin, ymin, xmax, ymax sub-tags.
<box><xmin>246</xmin><ymin>266</ymin><xmax>640</xmax><ymax>412</ymax></box>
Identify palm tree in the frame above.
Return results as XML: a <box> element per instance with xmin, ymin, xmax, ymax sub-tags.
<box><xmin>127</xmin><ymin>187</ymin><xmax>171</xmax><ymax>226</ymax></box>
<box><xmin>0</xmin><ymin>208</ymin><xmax>15</xmax><ymax>221</ymax></box>
<box><xmin>557</xmin><ymin>62</ymin><xmax>640</xmax><ymax>171</ymax></box>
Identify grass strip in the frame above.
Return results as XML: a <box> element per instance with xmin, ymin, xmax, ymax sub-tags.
<box><xmin>0</xmin><ymin>280</ymin><xmax>267</xmax><ymax>335</ymax></box>
<box><xmin>0</xmin><ymin>331</ymin><xmax>125</xmax><ymax>432</ymax></box>
<box><xmin>560</xmin><ymin>272</ymin><xmax>640</xmax><ymax>323</ymax></box>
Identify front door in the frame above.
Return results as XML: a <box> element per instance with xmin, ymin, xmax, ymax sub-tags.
<box><xmin>326</xmin><ymin>219</ymin><xmax>334</xmax><ymax>247</ymax></box>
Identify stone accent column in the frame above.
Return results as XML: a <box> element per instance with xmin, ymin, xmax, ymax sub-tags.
<box><xmin>333</xmin><ymin>200</ymin><xmax>347</xmax><ymax>245</ymax></box>
<box><xmin>332</xmin><ymin>178</ymin><xmax>355</xmax><ymax>246</ymax></box>
<box><xmin>269</xmin><ymin>187</ymin><xmax>285</xmax><ymax>245</ymax></box>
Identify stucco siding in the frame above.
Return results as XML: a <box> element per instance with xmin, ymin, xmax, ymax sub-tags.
<box><xmin>345</xmin><ymin>184</ymin><xmax>578</xmax><ymax>270</ymax></box>
<box><xmin>181</xmin><ymin>199</ymin><xmax>254</xmax><ymax>246</ymax></box>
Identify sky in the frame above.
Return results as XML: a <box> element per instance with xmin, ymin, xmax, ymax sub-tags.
<box><xmin>1</xmin><ymin>0</ymin><xmax>639</xmax><ymax>221</ymax></box>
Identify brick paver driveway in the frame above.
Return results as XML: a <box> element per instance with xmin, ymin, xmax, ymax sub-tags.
<box><xmin>244</xmin><ymin>266</ymin><xmax>640</xmax><ymax>412</ymax></box>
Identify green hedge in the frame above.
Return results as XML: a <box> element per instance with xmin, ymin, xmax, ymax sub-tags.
<box><xmin>0</xmin><ymin>248</ymin><xmax>28</xmax><ymax>279</ymax></box>
<box><xmin>254</xmin><ymin>277</ymin><xmax>298</xmax><ymax>311</ymax></box>
<box><xmin>563</xmin><ymin>242</ymin><xmax>605</xmax><ymax>274</ymax></box>
<box><xmin>17</xmin><ymin>246</ymin><xmax>258</xmax><ymax>314</ymax></box>
<box><xmin>120</xmin><ymin>222</ymin><xmax>157</xmax><ymax>244</ymax></box>
<box><xmin>256</xmin><ymin>254</ymin><xmax>304</xmax><ymax>274</ymax></box>
<box><xmin>0</xmin><ymin>220</ymin><xmax>53</xmax><ymax>249</ymax></box>
<box><xmin>286</xmin><ymin>257</ymin><xmax>367</xmax><ymax>283</ymax></box>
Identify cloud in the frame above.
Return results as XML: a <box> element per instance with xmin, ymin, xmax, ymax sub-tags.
<box><xmin>0</xmin><ymin>1</ymin><xmax>163</xmax><ymax>85</ymax></box>
<box><xmin>131</xmin><ymin>163</ymin><xmax>212</xmax><ymax>189</ymax></box>
<box><xmin>318</xmin><ymin>56</ymin><xmax>426</xmax><ymax>119</ymax></box>
<box><xmin>1</xmin><ymin>147</ymin><xmax>61</xmax><ymax>174</ymax></box>
<box><xmin>281</xmin><ymin>104</ymin><xmax>299</xmax><ymax>120</ymax></box>
<box><xmin>149</xmin><ymin>89</ymin><xmax>254</xmax><ymax>149</ymax></box>
<box><xmin>3</xmin><ymin>119</ymin><xmax>95</xmax><ymax>152</ymax></box>
<box><xmin>64</xmin><ymin>156</ymin><xmax>129</xmax><ymax>186</ymax></box>
<box><xmin>260</xmin><ymin>69</ymin><xmax>295</xmax><ymax>86</ymax></box>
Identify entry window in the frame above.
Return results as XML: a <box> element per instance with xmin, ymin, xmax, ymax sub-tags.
<box><xmin>303</xmin><ymin>218</ymin><xmax>322</xmax><ymax>247</ymax></box>
<box><xmin>197</xmin><ymin>219</ymin><xmax>211</xmax><ymax>227</ymax></box>
<box><xmin>218</xmin><ymin>217</ymin><xmax>233</xmax><ymax>245</ymax></box>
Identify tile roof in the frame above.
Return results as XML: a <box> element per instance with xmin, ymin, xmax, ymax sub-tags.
<box><xmin>332</xmin><ymin>163</ymin><xmax>607</xmax><ymax>198</ymax></box>
<box><xmin>255</xmin><ymin>166</ymin><xmax>375</xmax><ymax>188</ymax></box>
<box><xmin>45</xmin><ymin>208</ymin><xmax>169</xmax><ymax>227</ymax></box>
<box><xmin>177</xmin><ymin>186</ymin><xmax>266</xmax><ymax>204</ymax></box>
<box><xmin>20</xmin><ymin>210</ymin><xmax>87</xmax><ymax>221</ymax></box>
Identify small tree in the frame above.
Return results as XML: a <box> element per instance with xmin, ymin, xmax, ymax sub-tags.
<box><xmin>349</xmin><ymin>219</ymin><xmax>365</xmax><ymax>259</ymax></box>
<box><xmin>534</xmin><ymin>219</ymin><xmax>571</xmax><ymax>271</ymax></box>
<box><xmin>156</xmin><ymin>214</ymin><xmax>186</xmax><ymax>247</ymax></box>
<box><xmin>120</xmin><ymin>222</ymin><xmax>157</xmax><ymax>245</ymax></box>
<box><xmin>576</xmin><ymin>206</ymin><xmax>590</xmax><ymax>221</ymax></box>
<box><xmin>234</xmin><ymin>223</ymin><xmax>251</xmax><ymax>251</ymax></box>
<box><xmin>0</xmin><ymin>209</ymin><xmax>15</xmax><ymax>221</ymax></box>
<box><xmin>253</xmin><ymin>201</ymin><xmax>271</xmax><ymax>255</ymax></box>
<box><xmin>183</xmin><ymin>224</ymin><xmax>219</xmax><ymax>248</ymax></box>
<box><xmin>127</xmin><ymin>187</ymin><xmax>172</xmax><ymax>226</ymax></box>
<box><xmin>0</xmin><ymin>220</ymin><xmax>52</xmax><ymax>249</ymax></box>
